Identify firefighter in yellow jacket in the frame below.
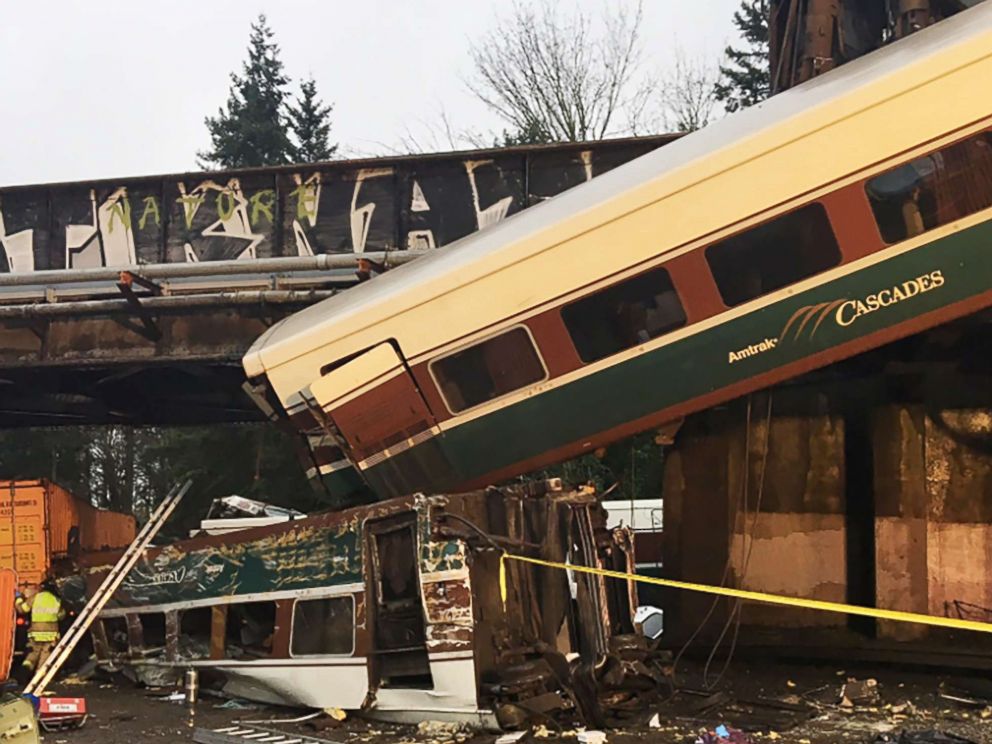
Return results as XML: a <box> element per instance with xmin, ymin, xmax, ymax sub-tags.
<box><xmin>15</xmin><ymin>581</ymin><xmax>65</xmax><ymax>674</ymax></box>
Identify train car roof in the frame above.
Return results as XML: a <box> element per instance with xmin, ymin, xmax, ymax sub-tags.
<box><xmin>244</xmin><ymin>2</ymin><xmax>992</xmax><ymax>381</ymax></box>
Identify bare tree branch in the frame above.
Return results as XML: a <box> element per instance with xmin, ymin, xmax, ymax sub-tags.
<box><xmin>361</xmin><ymin>103</ymin><xmax>483</xmax><ymax>156</ymax></box>
<box><xmin>466</xmin><ymin>0</ymin><xmax>655</xmax><ymax>143</ymax></box>
<box><xmin>656</xmin><ymin>47</ymin><xmax>722</xmax><ymax>133</ymax></box>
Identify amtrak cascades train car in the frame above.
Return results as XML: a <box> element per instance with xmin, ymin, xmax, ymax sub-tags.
<box><xmin>244</xmin><ymin>3</ymin><xmax>992</xmax><ymax>503</ymax></box>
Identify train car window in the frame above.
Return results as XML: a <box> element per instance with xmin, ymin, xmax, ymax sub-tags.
<box><xmin>706</xmin><ymin>203</ymin><xmax>841</xmax><ymax>307</ymax></box>
<box><xmin>561</xmin><ymin>267</ymin><xmax>687</xmax><ymax>364</ymax></box>
<box><xmin>291</xmin><ymin>596</ymin><xmax>354</xmax><ymax>656</ymax></box>
<box><xmin>866</xmin><ymin>132</ymin><xmax>992</xmax><ymax>243</ymax></box>
<box><xmin>431</xmin><ymin>327</ymin><xmax>546</xmax><ymax>413</ymax></box>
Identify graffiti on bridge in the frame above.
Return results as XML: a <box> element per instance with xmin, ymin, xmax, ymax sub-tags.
<box><xmin>0</xmin><ymin>137</ymin><xmax>668</xmax><ymax>273</ymax></box>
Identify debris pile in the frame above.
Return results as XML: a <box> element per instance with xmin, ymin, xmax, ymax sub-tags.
<box><xmin>841</xmin><ymin>678</ymin><xmax>881</xmax><ymax>709</ymax></box>
<box><xmin>693</xmin><ymin>723</ymin><xmax>753</xmax><ymax>743</ymax></box>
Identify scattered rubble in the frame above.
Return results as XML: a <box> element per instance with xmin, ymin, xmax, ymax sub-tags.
<box><xmin>873</xmin><ymin>732</ymin><xmax>978</xmax><ymax>743</ymax></box>
<box><xmin>692</xmin><ymin>723</ymin><xmax>752</xmax><ymax>743</ymax></box>
<box><xmin>495</xmin><ymin>732</ymin><xmax>528</xmax><ymax>744</ymax></box>
<box><xmin>576</xmin><ymin>731</ymin><xmax>607</xmax><ymax>744</ymax></box>
<box><xmin>939</xmin><ymin>679</ymin><xmax>992</xmax><ymax>708</ymax></box>
<box><xmin>35</xmin><ymin>661</ymin><xmax>992</xmax><ymax>744</ymax></box>
<box><xmin>841</xmin><ymin>678</ymin><xmax>882</xmax><ymax>708</ymax></box>
<box><xmin>416</xmin><ymin>720</ymin><xmax>471</xmax><ymax>743</ymax></box>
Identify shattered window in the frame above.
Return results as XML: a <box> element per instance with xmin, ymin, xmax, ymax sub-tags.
<box><xmin>562</xmin><ymin>266</ymin><xmax>686</xmax><ymax>363</ymax></box>
<box><xmin>138</xmin><ymin>613</ymin><xmax>166</xmax><ymax>648</ymax></box>
<box><xmin>375</xmin><ymin>526</ymin><xmax>419</xmax><ymax>604</ymax></box>
<box><xmin>101</xmin><ymin>617</ymin><xmax>129</xmax><ymax>655</ymax></box>
<box><xmin>866</xmin><ymin>132</ymin><xmax>992</xmax><ymax>243</ymax></box>
<box><xmin>431</xmin><ymin>327</ymin><xmax>546</xmax><ymax>413</ymax></box>
<box><xmin>706</xmin><ymin>203</ymin><xmax>841</xmax><ymax>307</ymax></box>
<box><xmin>179</xmin><ymin>607</ymin><xmax>212</xmax><ymax>660</ymax></box>
<box><xmin>227</xmin><ymin>601</ymin><xmax>277</xmax><ymax>659</ymax></box>
<box><xmin>291</xmin><ymin>596</ymin><xmax>354</xmax><ymax>656</ymax></box>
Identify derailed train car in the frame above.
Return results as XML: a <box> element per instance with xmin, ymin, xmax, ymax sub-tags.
<box><xmin>81</xmin><ymin>482</ymin><xmax>664</xmax><ymax>728</ymax></box>
<box><xmin>244</xmin><ymin>4</ymin><xmax>992</xmax><ymax>504</ymax></box>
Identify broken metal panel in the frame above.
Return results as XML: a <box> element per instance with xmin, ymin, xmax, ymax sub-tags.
<box><xmin>84</xmin><ymin>484</ymin><xmax>652</xmax><ymax>728</ymax></box>
<box><xmin>85</xmin><ymin>518</ymin><xmax>364</xmax><ymax>609</ymax></box>
<box><xmin>421</xmin><ymin>577</ymin><xmax>474</xmax><ymax>652</ymax></box>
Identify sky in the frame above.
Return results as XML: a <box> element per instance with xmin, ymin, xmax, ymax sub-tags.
<box><xmin>0</xmin><ymin>1</ymin><xmax>740</xmax><ymax>186</ymax></box>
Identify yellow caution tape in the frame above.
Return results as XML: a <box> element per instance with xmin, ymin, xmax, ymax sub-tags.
<box><xmin>499</xmin><ymin>553</ymin><xmax>992</xmax><ymax>634</ymax></box>
<box><xmin>499</xmin><ymin>551</ymin><xmax>508</xmax><ymax>605</ymax></box>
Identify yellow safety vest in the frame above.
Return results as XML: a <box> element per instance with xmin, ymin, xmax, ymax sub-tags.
<box><xmin>28</xmin><ymin>591</ymin><xmax>62</xmax><ymax>642</ymax></box>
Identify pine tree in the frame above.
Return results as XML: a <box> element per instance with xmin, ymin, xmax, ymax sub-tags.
<box><xmin>199</xmin><ymin>15</ymin><xmax>294</xmax><ymax>169</ymax></box>
<box><xmin>498</xmin><ymin>121</ymin><xmax>553</xmax><ymax>147</ymax></box>
<box><xmin>714</xmin><ymin>0</ymin><xmax>771</xmax><ymax>113</ymax></box>
<box><xmin>288</xmin><ymin>77</ymin><xmax>338</xmax><ymax>163</ymax></box>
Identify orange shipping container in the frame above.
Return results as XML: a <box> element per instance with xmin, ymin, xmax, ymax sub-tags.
<box><xmin>0</xmin><ymin>479</ymin><xmax>136</xmax><ymax>588</ymax></box>
<box><xmin>0</xmin><ymin>568</ymin><xmax>13</xmax><ymax>678</ymax></box>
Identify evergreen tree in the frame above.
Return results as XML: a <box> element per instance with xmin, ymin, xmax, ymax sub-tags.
<box><xmin>199</xmin><ymin>15</ymin><xmax>294</xmax><ymax>169</ymax></box>
<box><xmin>498</xmin><ymin>121</ymin><xmax>553</xmax><ymax>147</ymax></box>
<box><xmin>288</xmin><ymin>77</ymin><xmax>337</xmax><ymax>163</ymax></box>
<box><xmin>714</xmin><ymin>0</ymin><xmax>771</xmax><ymax>113</ymax></box>
<box><xmin>0</xmin><ymin>422</ymin><xmax>316</xmax><ymax>534</ymax></box>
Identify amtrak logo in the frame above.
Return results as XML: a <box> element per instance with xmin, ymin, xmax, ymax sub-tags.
<box><xmin>780</xmin><ymin>269</ymin><xmax>946</xmax><ymax>341</ymax></box>
<box><xmin>728</xmin><ymin>337</ymin><xmax>779</xmax><ymax>364</ymax></box>
<box><xmin>833</xmin><ymin>270</ymin><xmax>944</xmax><ymax>327</ymax></box>
<box><xmin>728</xmin><ymin>268</ymin><xmax>947</xmax><ymax>365</ymax></box>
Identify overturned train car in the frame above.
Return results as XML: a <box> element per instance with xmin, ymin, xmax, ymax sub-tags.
<box><xmin>245</xmin><ymin>4</ymin><xmax>992</xmax><ymax>504</ymax></box>
<box><xmin>81</xmin><ymin>483</ymin><xmax>663</xmax><ymax>727</ymax></box>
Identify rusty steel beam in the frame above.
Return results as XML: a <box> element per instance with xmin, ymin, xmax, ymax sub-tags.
<box><xmin>798</xmin><ymin>0</ymin><xmax>841</xmax><ymax>83</ymax></box>
<box><xmin>115</xmin><ymin>279</ymin><xmax>162</xmax><ymax>341</ymax></box>
<box><xmin>769</xmin><ymin>0</ymin><xmax>972</xmax><ymax>92</ymax></box>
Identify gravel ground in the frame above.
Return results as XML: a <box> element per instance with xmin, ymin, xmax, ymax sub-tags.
<box><xmin>35</xmin><ymin>659</ymin><xmax>992</xmax><ymax>744</ymax></box>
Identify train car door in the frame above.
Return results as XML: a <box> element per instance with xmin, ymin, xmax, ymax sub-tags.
<box><xmin>309</xmin><ymin>343</ymin><xmax>455</xmax><ymax>499</ymax></box>
<box><xmin>365</xmin><ymin>513</ymin><xmax>433</xmax><ymax>690</ymax></box>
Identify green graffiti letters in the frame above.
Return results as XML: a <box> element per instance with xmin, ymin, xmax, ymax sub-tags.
<box><xmin>290</xmin><ymin>183</ymin><xmax>319</xmax><ymax>223</ymax></box>
<box><xmin>138</xmin><ymin>196</ymin><xmax>161</xmax><ymax>230</ymax></box>
<box><xmin>249</xmin><ymin>189</ymin><xmax>275</xmax><ymax>226</ymax></box>
<box><xmin>176</xmin><ymin>193</ymin><xmax>205</xmax><ymax>230</ymax></box>
<box><xmin>106</xmin><ymin>196</ymin><xmax>132</xmax><ymax>234</ymax></box>
<box><xmin>216</xmin><ymin>190</ymin><xmax>236</xmax><ymax>221</ymax></box>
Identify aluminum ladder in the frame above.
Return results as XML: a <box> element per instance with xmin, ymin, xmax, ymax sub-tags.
<box><xmin>24</xmin><ymin>478</ymin><xmax>193</xmax><ymax>695</ymax></box>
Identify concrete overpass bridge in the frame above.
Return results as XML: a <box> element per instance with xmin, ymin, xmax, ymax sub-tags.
<box><xmin>0</xmin><ymin>135</ymin><xmax>673</xmax><ymax>427</ymax></box>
